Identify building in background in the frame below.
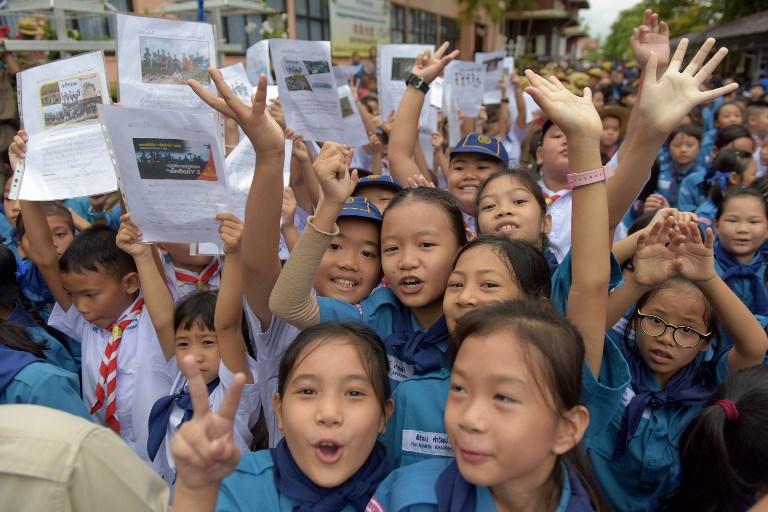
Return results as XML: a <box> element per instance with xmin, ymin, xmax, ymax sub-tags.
<box><xmin>506</xmin><ymin>0</ymin><xmax>589</xmax><ymax>60</ymax></box>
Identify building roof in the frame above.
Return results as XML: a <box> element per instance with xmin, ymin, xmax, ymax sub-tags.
<box><xmin>672</xmin><ymin>10</ymin><xmax>768</xmax><ymax>44</ymax></box>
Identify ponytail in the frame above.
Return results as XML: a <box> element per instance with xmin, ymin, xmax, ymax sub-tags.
<box><xmin>703</xmin><ymin>148</ymin><xmax>753</xmax><ymax>208</ymax></box>
<box><xmin>0</xmin><ymin>319</ymin><xmax>48</xmax><ymax>358</ymax></box>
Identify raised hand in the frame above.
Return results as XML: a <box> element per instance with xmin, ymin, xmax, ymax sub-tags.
<box><xmin>281</xmin><ymin>186</ymin><xmax>297</xmax><ymax>225</ymax></box>
<box><xmin>171</xmin><ymin>355</ymin><xmax>245</xmax><ymax>490</ymax></box>
<box><xmin>367</xmin><ymin>131</ymin><xmax>383</xmax><ymax>154</ymax></box>
<box><xmin>406</xmin><ymin>174</ymin><xmax>435</xmax><ymax>189</ymax></box>
<box><xmin>312</xmin><ymin>142</ymin><xmax>357</xmax><ymax>205</ymax></box>
<box><xmin>630</xmin><ymin>9</ymin><xmax>670</xmax><ymax>70</ymax></box>
<box><xmin>116</xmin><ymin>213</ymin><xmax>150</xmax><ymax>258</ymax></box>
<box><xmin>632</xmin><ymin>217</ymin><xmax>683</xmax><ymax>287</ymax></box>
<box><xmin>643</xmin><ymin>193</ymin><xmax>671</xmax><ymax>213</ymax></box>
<box><xmin>637</xmin><ymin>38</ymin><xmax>738</xmax><ymax>137</ymax></box>
<box><xmin>673</xmin><ymin>221</ymin><xmax>716</xmax><ymax>283</ymax></box>
<box><xmin>431</xmin><ymin>131</ymin><xmax>444</xmax><ymax>151</ymax></box>
<box><xmin>216</xmin><ymin>212</ymin><xmax>244</xmax><ymax>254</ymax></box>
<box><xmin>409</xmin><ymin>42</ymin><xmax>460</xmax><ymax>85</ymax></box>
<box><xmin>189</xmin><ymin>71</ymin><xmax>284</xmax><ymax>155</ymax></box>
<box><xmin>524</xmin><ymin>69</ymin><xmax>602</xmax><ymax>140</ymax></box>
<box><xmin>268</xmin><ymin>99</ymin><xmax>287</xmax><ymax>130</ymax></box>
<box><xmin>8</xmin><ymin>129</ymin><xmax>27</xmax><ymax>171</ymax></box>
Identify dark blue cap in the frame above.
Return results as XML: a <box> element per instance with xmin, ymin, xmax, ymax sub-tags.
<box><xmin>450</xmin><ymin>132</ymin><xmax>509</xmax><ymax>166</ymax></box>
<box><xmin>338</xmin><ymin>196</ymin><xmax>382</xmax><ymax>223</ymax></box>
<box><xmin>353</xmin><ymin>174</ymin><xmax>403</xmax><ymax>195</ymax></box>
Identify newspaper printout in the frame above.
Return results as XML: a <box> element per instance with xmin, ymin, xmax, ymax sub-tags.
<box><xmin>220</xmin><ymin>62</ymin><xmax>253</xmax><ymax>105</ymax></box>
<box><xmin>337</xmin><ymin>85</ymin><xmax>369</xmax><ymax>147</ymax></box>
<box><xmin>246</xmin><ymin>40</ymin><xmax>273</xmax><ymax>85</ymax></box>
<box><xmin>100</xmin><ymin>105</ymin><xmax>230</xmax><ymax>244</ymax></box>
<box><xmin>270</xmin><ymin>39</ymin><xmax>345</xmax><ymax>142</ymax></box>
<box><xmin>117</xmin><ymin>14</ymin><xmax>216</xmax><ymax>112</ymax></box>
<box><xmin>443</xmin><ymin>61</ymin><xmax>485</xmax><ymax>146</ymax></box>
<box><xmin>475</xmin><ymin>50</ymin><xmax>506</xmax><ymax>104</ymax></box>
<box><xmin>10</xmin><ymin>51</ymin><xmax>116</xmax><ymax>200</ymax></box>
<box><xmin>377</xmin><ymin>44</ymin><xmax>433</xmax><ymax>126</ymax></box>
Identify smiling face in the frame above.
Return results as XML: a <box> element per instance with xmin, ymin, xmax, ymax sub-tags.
<box><xmin>273</xmin><ymin>339</ymin><xmax>391</xmax><ymax>488</ymax></box>
<box><xmin>174</xmin><ymin>322</ymin><xmax>221</xmax><ymax>384</ymax></box>
<box><xmin>716</xmin><ymin>194</ymin><xmax>768</xmax><ymax>263</ymax></box>
<box><xmin>669</xmin><ymin>132</ymin><xmax>701</xmax><ymax>168</ymax></box>
<box><xmin>476</xmin><ymin>175</ymin><xmax>550</xmax><ymax>247</ymax></box>
<box><xmin>381</xmin><ymin>200</ymin><xmax>461</xmax><ymax>327</ymax></box>
<box><xmin>446</xmin><ymin>153</ymin><xmax>501</xmax><ymax>215</ymax></box>
<box><xmin>443</xmin><ymin>245</ymin><xmax>525</xmax><ymax>333</ymax></box>
<box><xmin>314</xmin><ymin>217</ymin><xmax>381</xmax><ymax>304</ymax></box>
<box><xmin>445</xmin><ymin>329</ymin><xmax>581</xmax><ymax>495</ymax></box>
<box><xmin>634</xmin><ymin>284</ymin><xmax>712</xmax><ymax>387</ymax></box>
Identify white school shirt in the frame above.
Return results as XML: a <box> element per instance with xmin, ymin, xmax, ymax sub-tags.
<box><xmin>154</xmin><ymin>357</ymin><xmax>260</xmax><ymax>484</ymax></box>
<box><xmin>244</xmin><ymin>301</ymin><xmax>300</xmax><ymax>448</ymax></box>
<box><xmin>161</xmin><ymin>256</ymin><xmax>222</xmax><ymax>303</ymax></box>
<box><xmin>48</xmin><ymin>302</ymin><xmax>176</xmax><ymax>463</ymax></box>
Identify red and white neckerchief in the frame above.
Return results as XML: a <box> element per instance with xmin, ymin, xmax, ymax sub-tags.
<box><xmin>174</xmin><ymin>259</ymin><xmax>220</xmax><ymax>290</ymax></box>
<box><xmin>90</xmin><ymin>297</ymin><xmax>145</xmax><ymax>433</ymax></box>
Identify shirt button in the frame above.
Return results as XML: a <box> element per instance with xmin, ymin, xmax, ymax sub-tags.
<box><xmin>648</xmin><ymin>457</ymin><xmax>656</xmax><ymax>466</ymax></box>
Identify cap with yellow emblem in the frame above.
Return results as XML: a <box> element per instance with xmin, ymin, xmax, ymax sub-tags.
<box><xmin>450</xmin><ymin>132</ymin><xmax>509</xmax><ymax>167</ymax></box>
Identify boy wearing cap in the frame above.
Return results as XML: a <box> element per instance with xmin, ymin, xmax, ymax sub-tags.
<box><xmin>353</xmin><ymin>174</ymin><xmax>403</xmax><ymax>213</ymax></box>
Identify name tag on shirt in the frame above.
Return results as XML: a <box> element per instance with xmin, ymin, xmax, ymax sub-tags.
<box><xmin>401</xmin><ymin>430</ymin><xmax>454</xmax><ymax>457</ymax></box>
<box><xmin>387</xmin><ymin>354</ymin><xmax>414</xmax><ymax>382</ymax></box>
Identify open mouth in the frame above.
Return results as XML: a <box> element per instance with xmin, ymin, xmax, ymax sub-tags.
<box><xmin>399</xmin><ymin>277</ymin><xmax>423</xmax><ymax>294</ymax></box>
<box><xmin>314</xmin><ymin>441</ymin><xmax>343</xmax><ymax>464</ymax></box>
<box><xmin>496</xmin><ymin>223</ymin><xmax>519</xmax><ymax>235</ymax></box>
<box><xmin>331</xmin><ymin>277</ymin><xmax>359</xmax><ymax>290</ymax></box>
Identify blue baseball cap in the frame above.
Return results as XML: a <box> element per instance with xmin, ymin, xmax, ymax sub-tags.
<box><xmin>338</xmin><ymin>196</ymin><xmax>382</xmax><ymax>224</ymax></box>
<box><xmin>353</xmin><ymin>174</ymin><xmax>403</xmax><ymax>195</ymax></box>
<box><xmin>450</xmin><ymin>132</ymin><xmax>509</xmax><ymax>167</ymax></box>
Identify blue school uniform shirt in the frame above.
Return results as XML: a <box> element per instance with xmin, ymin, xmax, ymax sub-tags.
<box><xmin>694</xmin><ymin>198</ymin><xmax>718</xmax><ymax>228</ymax></box>
<box><xmin>318</xmin><ymin>288</ymin><xmax>451</xmax><ymax>391</ymax></box>
<box><xmin>698</xmin><ymin>128</ymin><xmax>717</xmax><ymax>167</ymax></box>
<box><xmin>655</xmin><ymin>159</ymin><xmax>705</xmax><ymax>208</ymax></box>
<box><xmin>582</xmin><ymin>330</ymin><xmax>730</xmax><ymax>511</ymax></box>
<box><xmin>0</xmin><ymin>214</ymin><xmax>20</xmax><ymax>262</ymax></box>
<box><xmin>677</xmin><ymin>170</ymin><xmax>707</xmax><ymax>213</ymax></box>
<box><xmin>713</xmin><ymin>242</ymin><xmax>768</xmax><ymax>330</ymax></box>
<box><xmin>217</xmin><ymin>450</ymin><xmax>359</xmax><ymax>512</ymax></box>
<box><xmin>15</xmin><ymin>258</ymin><xmax>54</xmax><ymax>321</ymax></box>
<box><xmin>380</xmin><ymin>368</ymin><xmax>453</xmax><ymax>468</ymax></box>
<box><xmin>700</xmin><ymin>97</ymin><xmax>723</xmax><ymax>133</ymax></box>
<box><xmin>0</xmin><ymin>361</ymin><xmax>91</xmax><ymax>420</ymax></box>
<box><xmin>368</xmin><ymin>458</ymin><xmax>590</xmax><ymax>512</ymax></box>
<box><xmin>9</xmin><ymin>302</ymin><xmax>78</xmax><ymax>375</ymax></box>
<box><xmin>549</xmin><ymin>251</ymin><xmax>624</xmax><ymax>317</ymax></box>
<box><xmin>62</xmin><ymin>196</ymin><xmax>122</xmax><ymax>230</ymax></box>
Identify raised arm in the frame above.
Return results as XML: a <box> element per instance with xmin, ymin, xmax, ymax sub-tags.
<box><xmin>213</xmin><ymin>212</ymin><xmax>252</xmax><ymax>382</ymax></box>
<box><xmin>525</xmin><ymin>70</ymin><xmax>609</xmax><ymax>377</ymax></box>
<box><xmin>389</xmin><ymin>42</ymin><xmax>458</xmax><ymax>185</ymax></box>
<box><xmin>116</xmin><ymin>214</ymin><xmax>175</xmax><ymax>360</ymax></box>
<box><xmin>189</xmin><ymin>71</ymin><xmax>285</xmax><ymax>329</ymax></box>
<box><xmin>511</xmin><ymin>72</ymin><xmax>527</xmax><ymax>130</ymax></box>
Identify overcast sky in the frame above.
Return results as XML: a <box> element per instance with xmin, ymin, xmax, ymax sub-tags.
<box><xmin>580</xmin><ymin>0</ymin><xmax>642</xmax><ymax>40</ymax></box>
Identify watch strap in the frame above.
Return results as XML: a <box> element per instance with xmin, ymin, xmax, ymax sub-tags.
<box><xmin>566</xmin><ymin>166</ymin><xmax>615</xmax><ymax>190</ymax></box>
<box><xmin>406</xmin><ymin>73</ymin><xmax>429</xmax><ymax>94</ymax></box>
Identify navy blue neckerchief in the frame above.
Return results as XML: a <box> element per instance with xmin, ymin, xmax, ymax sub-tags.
<box><xmin>613</xmin><ymin>349</ymin><xmax>713</xmax><ymax>459</ymax></box>
<box><xmin>435</xmin><ymin>460</ymin><xmax>595</xmax><ymax>511</ymax></box>
<box><xmin>714</xmin><ymin>241</ymin><xmax>768</xmax><ymax>316</ymax></box>
<box><xmin>0</xmin><ymin>343</ymin><xmax>42</xmax><ymax>393</ymax></box>
<box><xmin>544</xmin><ymin>248</ymin><xmax>559</xmax><ymax>274</ymax></box>
<box><xmin>146</xmin><ymin>376</ymin><xmax>220</xmax><ymax>461</ymax></box>
<box><xmin>271</xmin><ymin>438</ymin><xmax>392</xmax><ymax>512</ymax></box>
<box><xmin>383</xmin><ymin>307</ymin><xmax>448</xmax><ymax>375</ymax></box>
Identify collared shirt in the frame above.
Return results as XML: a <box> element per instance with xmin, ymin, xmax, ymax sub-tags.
<box><xmin>49</xmin><ymin>301</ymin><xmax>176</xmax><ymax>462</ymax></box>
<box><xmin>0</xmin><ymin>404</ymin><xmax>170</xmax><ymax>512</ymax></box>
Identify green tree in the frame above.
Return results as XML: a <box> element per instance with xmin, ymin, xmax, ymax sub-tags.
<box><xmin>603</xmin><ymin>2</ymin><xmax>646</xmax><ymax>61</ymax></box>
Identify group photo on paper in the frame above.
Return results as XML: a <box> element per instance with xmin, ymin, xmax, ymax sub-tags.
<box><xmin>2</xmin><ymin>2</ymin><xmax>768</xmax><ymax>512</ymax></box>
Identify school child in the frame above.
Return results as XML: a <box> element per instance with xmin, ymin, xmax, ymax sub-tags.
<box><xmin>745</xmin><ymin>101</ymin><xmax>768</xmax><ymax>177</ymax></box>
<box><xmin>270</xmin><ymin>142</ymin><xmax>468</xmax><ymax>391</ymax></box>
<box><xmin>0</xmin><ymin>173</ymin><xmax>20</xmax><ymax>261</ymax></box>
<box><xmin>0</xmin><ymin>319</ymin><xmax>90</xmax><ymax>419</ymax></box>
<box><xmin>116</xmin><ymin>212</ymin><xmax>259</xmax><ymax>484</ymax></box>
<box><xmin>677</xmin><ymin>124</ymin><xmax>756</xmax><ymax>212</ymax></box>
<box><xmin>386</xmin><ymin>42</ymin><xmax>507</xmax><ymax>236</ymax></box>
<box><xmin>598</xmin><ymin>105</ymin><xmax>629</xmax><ymax>161</ymax></box>
<box><xmin>697</xmin><ymin>100</ymin><xmax>744</xmax><ymax>167</ymax></box>
<box><xmin>160</xmin><ymin>243</ymin><xmax>221</xmax><ymax>302</ymax></box>
<box><xmin>62</xmin><ymin>192</ymin><xmax>122</xmax><ymax>230</ymax></box>
<box><xmin>648</xmin><ymin>123</ymin><xmax>707</xmax><ymax>209</ymax></box>
<box><xmin>170</xmin><ymin>322</ymin><xmax>394</xmax><ymax>512</ymax></box>
<box><xmin>712</xmin><ymin>187</ymin><xmax>768</xmax><ymax>319</ymax></box>
<box><xmin>694</xmin><ymin>148</ymin><xmax>757</xmax><ymax>227</ymax></box>
<box><xmin>353</xmin><ymin>174</ymin><xmax>403</xmax><ymax>214</ymax></box>
<box><xmin>19</xmin><ymin>200</ymin><xmax>175</xmax><ymax>463</ymax></box>
<box><xmin>0</xmin><ymin>244</ymin><xmax>77</xmax><ymax>374</ymax></box>
<box><xmin>368</xmin><ymin>301</ymin><xmax>606</xmax><ymax>511</ymax></box>
<box><xmin>661</xmin><ymin>365</ymin><xmax>768</xmax><ymax>511</ymax></box>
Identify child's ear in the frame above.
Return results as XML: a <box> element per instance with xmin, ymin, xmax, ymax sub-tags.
<box><xmin>272</xmin><ymin>393</ymin><xmax>284</xmax><ymax>432</ymax></box>
<box><xmin>378</xmin><ymin>398</ymin><xmax>394</xmax><ymax>434</ymax></box>
<box><xmin>535</xmin><ymin>145</ymin><xmax>543</xmax><ymax>166</ymax></box>
<box><xmin>122</xmin><ymin>271</ymin><xmax>140</xmax><ymax>295</ymax></box>
<box><xmin>728</xmin><ymin>171</ymin><xmax>740</xmax><ymax>185</ymax></box>
<box><xmin>542</xmin><ymin>212</ymin><xmax>552</xmax><ymax>235</ymax></box>
<box><xmin>552</xmin><ymin>405</ymin><xmax>589</xmax><ymax>456</ymax></box>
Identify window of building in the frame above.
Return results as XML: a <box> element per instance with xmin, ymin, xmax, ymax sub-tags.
<box><xmin>391</xmin><ymin>4</ymin><xmax>405</xmax><ymax>44</ymax></box>
<box><xmin>439</xmin><ymin>16</ymin><xmax>459</xmax><ymax>51</ymax></box>
<box><xmin>223</xmin><ymin>0</ymin><xmax>286</xmax><ymax>51</ymax></box>
<box><xmin>408</xmin><ymin>8</ymin><xmax>436</xmax><ymax>45</ymax></box>
<box><xmin>295</xmin><ymin>0</ymin><xmax>330</xmax><ymax>41</ymax></box>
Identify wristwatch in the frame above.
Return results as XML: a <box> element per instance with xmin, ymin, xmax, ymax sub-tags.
<box><xmin>566</xmin><ymin>166</ymin><xmax>615</xmax><ymax>190</ymax></box>
<box><xmin>405</xmin><ymin>73</ymin><xmax>429</xmax><ymax>94</ymax></box>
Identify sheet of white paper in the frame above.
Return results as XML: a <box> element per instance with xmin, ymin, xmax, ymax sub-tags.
<box><xmin>223</xmin><ymin>136</ymin><xmax>255</xmax><ymax>221</ymax></box>
<box><xmin>443</xmin><ymin>61</ymin><xmax>485</xmax><ymax>147</ymax></box>
<box><xmin>246</xmin><ymin>40</ymin><xmax>273</xmax><ymax>85</ymax></box>
<box><xmin>475</xmin><ymin>50</ymin><xmax>506</xmax><ymax>104</ymax></box>
<box><xmin>332</xmin><ymin>64</ymin><xmax>362</xmax><ymax>86</ymax></box>
<box><xmin>419</xmin><ymin>105</ymin><xmax>438</xmax><ymax>172</ymax></box>
<box><xmin>430</xmin><ymin>76</ymin><xmax>444</xmax><ymax>109</ymax></box>
<box><xmin>270</xmin><ymin>39</ymin><xmax>344</xmax><ymax>142</ymax></box>
<box><xmin>377</xmin><ymin>44</ymin><xmax>434</xmax><ymax>122</ymax></box>
<box><xmin>10</xmin><ymin>51</ymin><xmax>116</xmax><ymax>200</ymax></box>
<box><xmin>266</xmin><ymin>85</ymin><xmax>280</xmax><ymax>103</ymax></box>
<box><xmin>117</xmin><ymin>14</ymin><xmax>216</xmax><ymax>113</ymax></box>
<box><xmin>220</xmin><ymin>62</ymin><xmax>252</xmax><ymax>105</ymax></box>
<box><xmin>283</xmin><ymin>138</ymin><xmax>293</xmax><ymax>187</ymax></box>
<box><xmin>337</xmin><ymin>85</ymin><xmax>369</xmax><ymax>147</ymax></box>
<box><xmin>101</xmin><ymin>105</ymin><xmax>231</xmax><ymax>244</ymax></box>
<box><xmin>524</xmin><ymin>91</ymin><xmax>541</xmax><ymax>124</ymax></box>
<box><xmin>191</xmin><ymin>242</ymin><xmax>223</xmax><ymax>256</ymax></box>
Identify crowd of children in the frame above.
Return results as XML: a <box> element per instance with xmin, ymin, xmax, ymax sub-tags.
<box><xmin>2</xmin><ymin>8</ymin><xmax>768</xmax><ymax>512</ymax></box>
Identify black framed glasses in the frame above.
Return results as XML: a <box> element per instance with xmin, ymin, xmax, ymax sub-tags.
<box><xmin>636</xmin><ymin>309</ymin><xmax>712</xmax><ymax>349</ymax></box>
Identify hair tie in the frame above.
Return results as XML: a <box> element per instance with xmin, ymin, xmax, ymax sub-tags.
<box><xmin>715</xmin><ymin>399</ymin><xmax>739</xmax><ymax>422</ymax></box>
<box><xmin>707</xmin><ymin>170</ymin><xmax>730</xmax><ymax>191</ymax></box>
